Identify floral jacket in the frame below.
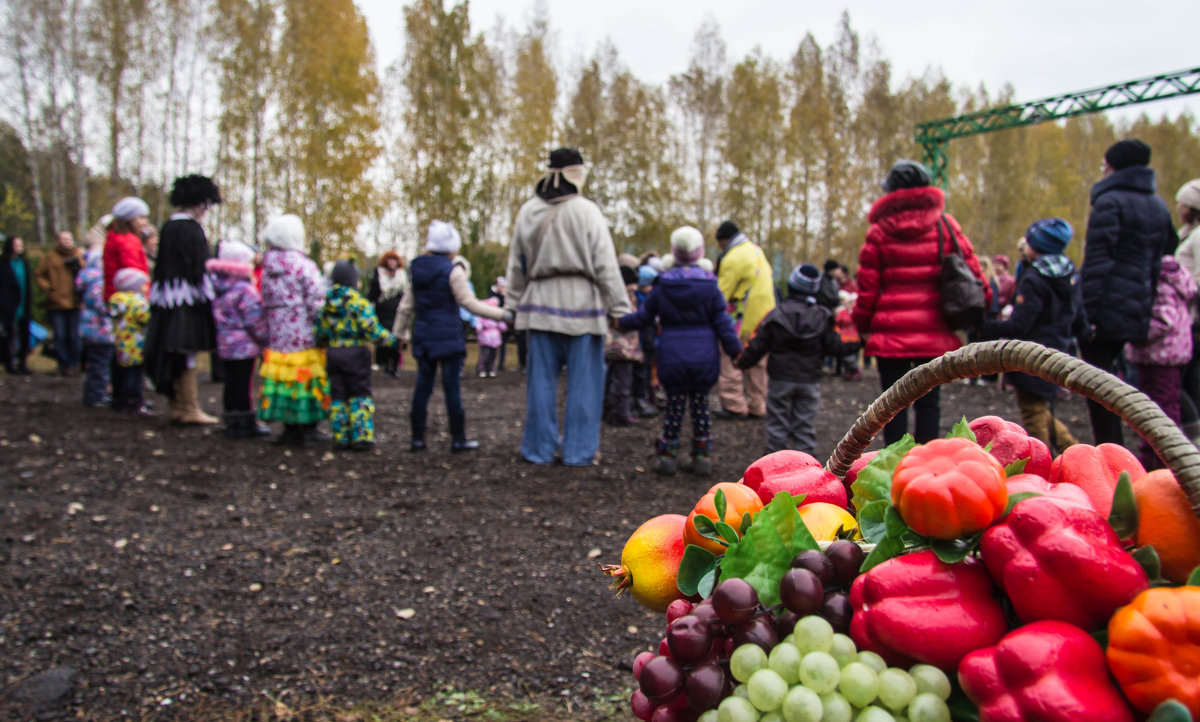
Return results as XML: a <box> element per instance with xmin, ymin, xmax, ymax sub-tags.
<box><xmin>210</xmin><ymin>265</ymin><xmax>270</xmax><ymax>361</ymax></box>
<box><xmin>1127</xmin><ymin>255</ymin><xmax>1196</xmax><ymax>367</ymax></box>
<box><xmin>314</xmin><ymin>284</ymin><xmax>397</xmax><ymax>349</ymax></box>
<box><xmin>261</xmin><ymin>248</ymin><xmax>325</xmax><ymax>353</ymax></box>
<box><xmin>77</xmin><ymin>265</ymin><xmax>113</xmax><ymax>344</ymax></box>
<box><xmin>109</xmin><ymin>291</ymin><xmax>150</xmax><ymax>366</ymax></box>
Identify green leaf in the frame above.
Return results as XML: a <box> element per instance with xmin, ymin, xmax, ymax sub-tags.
<box><xmin>1107</xmin><ymin>472</ymin><xmax>1139</xmax><ymax>540</ymax></box>
<box><xmin>697</xmin><ymin>567</ymin><xmax>718</xmax><ymax>599</ymax></box>
<box><xmin>1188</xmin><ymin>565</ymin><xmax>1200</xmax><ymax>586</ymax></box>
<box><xmin>1003</xmin><ymin>491</ymin><xmax>1042</xmax><ymax>516</ymax></box>
<box><xmin>1148</xmin><ymin>700</ymin><xmax>1193</xmax><ymax>722</ymax></box>
<box><xmin>1090</xmin><ymin>628</ymin><xmax>1109</xmax><ymax>648</ymax></box>
<box><xmin>1004</xmin><ymin>458</ymin><xmax>1028</xmax><ymax>476</ymax></box>
<box><xmin>691</xmin><ymin>514</ymin><xmax>727</xmax><ymax>545</ymax></box>
<box><xmin>948</xmin><ymin>417</ymin><xmax>977</xmax><ymax>442</ymax></box>
<box><xmin>946</xmin><ymin>682</ymin><xmax>980</xmax><ymax>722</ymax></box>
<box><xmin>739</xmin><ymin>512</ymin><xmax>754</xmax><ymax>535</ymax></box>
<box><xmin>714</xmin><ymin>520</ymin><xmax>740</xmax><ymax>545</ymax></box>
<box><xmin>714</xmin><ymin>489</ymin><xmax>727</xmax><ymax>521</ymax></box>
<box><xmin>884</xmin><ymin>505</ymin><xmax>909</xmax><ymax>539</ymax></box>
<box><xmin>931</xmin><ymin>537</ymin><xmax>976</xmax><ymax>564</ymax></box>
<box><xmin>719</xmin><ymin>492</ymin><xmax>818</xmax><ymax>606</ymax></box>
<box><xmin>860</xmin><ymin>535</ymin><xmax>904</xmax><ymax>573</ymax></box>
<box><xmin>676</xmin><ymin>544</ymin><xmax>719</xmax><ymax>597</ymax></box>
<box><xmin>850</xmin><ymin>435</ymin><xmax>916</xmax><ymax>513</ymax></box>
<box><xmin>1132</xmin><ymin>545</ymin><xmax>1162</xmax><ymax>581</ymax></box>
<box><xmin>857</xmin><ymin>499</ymin><xmax>891</xmax><ymax>544</ymax></box>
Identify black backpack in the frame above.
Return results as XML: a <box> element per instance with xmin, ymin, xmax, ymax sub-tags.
<box><xmin>937</xmin><ymin>216</ymin><xmax>986</xmax><ymax>330</ymax></box>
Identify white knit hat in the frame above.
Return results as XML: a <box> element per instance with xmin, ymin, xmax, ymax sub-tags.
<box><xmin>670</xmin><ymin>226</ymin><xmax>705</xmax><ymax>265</ymax></box>
<box><xmin>113</xmin><ymin>267</ymin><xmax>149</xmax><ymax>292</ymax></box>
<box><xmin>427</xmin><ymin>220</ymin><xmax>461</xmax><ymax>254</ymax></box>
<box><xmin>1177</xmin><ymin>179</ymin><xmax>1200</xmax><ymax>211</ymax></box>
<box><xmin>218</xmin><ymin>240</ymin><xmax>256</xmax><ymax>265</ymax></box>
<box><xmin>262</xmin><ymin>214</ymin><xmax>306</xmax><ymax>252</ymax></box>
<box><xmin>112</xmin><ymin>197</ymin><xmax>150</xmax><ymax>221</ymax></box>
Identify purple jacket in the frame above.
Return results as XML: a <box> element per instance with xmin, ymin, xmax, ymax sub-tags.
<box><xmin>208</xmin><ymin>260</ymin><xmax>269</xmax><ymax>361</ymax></box>
<box><xmin>1127</xmin><ymin>256</ymin><xmax>1196</xmax><ymax>367</ymax></box>
<box><xmin>261</xmin><ymin>248</ymin><xmax>325</xmax><ymax>353</ymax></box>
<box><xmin>76</xmin><ymin>264</ymin><xmax>113</xmax><ymax>344</ymax></box>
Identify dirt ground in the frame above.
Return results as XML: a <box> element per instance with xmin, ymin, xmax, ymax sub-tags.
<box><xmin>0</xmin><ymin>352</ymin><xmax>1091</xmax><ymax>720</ymax></box>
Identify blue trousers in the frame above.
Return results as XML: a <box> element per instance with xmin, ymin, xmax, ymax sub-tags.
<box><xmin>523</xmin><ymin>331</ymin><xmax>605</xmax><ymax>466</ymax></box>
<box><xmin>82</xmin><ymin>342</ymin><xmax>113</xmax><ymax>405</ymax></box>
<box><xmin>50</xmin><ymin>309</ymin><xmax>81</xmax><ymax>370</ymax></box>
<box><xmin>411</xmin><ymin>353</ymin><xmax>464</xmax><ymax>441</ymax></box>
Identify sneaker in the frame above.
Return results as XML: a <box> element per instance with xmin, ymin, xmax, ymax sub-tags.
<box><xmin>350</xmin><ymin>441</ymin><xmax>375</xmax><ymax>452</ymax></box>
<box><xmin>488</xmin><ymin>371</ymin><xmax>496</xmax><ymax>377</ymax></box>
<box><xmin>477</xmin><ymin>371</ymin><xmax>486</xmax><ymax>378</ymax></box>
<box><xmin>690</xmin><ymin>457</ymin><xmax>712</xmax><ymax>477</ymax></box>
<box><xmin>655</xmin><ymin>456</ymin><xmax>677</xmax><ymax>476</ymax></box>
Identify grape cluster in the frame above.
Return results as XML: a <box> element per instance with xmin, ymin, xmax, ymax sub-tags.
<box><xmin>630</xmin><ymin>542</ymin><xmax>872</xmax><ymax>721</ymax></box>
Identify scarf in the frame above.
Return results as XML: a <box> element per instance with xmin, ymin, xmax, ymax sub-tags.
<box><xmin>376</xmin><ymin>267</ymin><xmax>406</xmax><ymax>300</ymax></box>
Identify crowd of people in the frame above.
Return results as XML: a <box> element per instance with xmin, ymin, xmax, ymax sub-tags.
<box><xmin>1</xmin><ymin>140</ymin><xmax>1197</xmax><ymax>473</ymax></box>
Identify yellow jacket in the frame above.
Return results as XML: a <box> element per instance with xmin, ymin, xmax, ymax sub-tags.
<box><xmin>717</xmin><ymin>236</ymin><xmax>776</xmax><ymax>341</ymax></box>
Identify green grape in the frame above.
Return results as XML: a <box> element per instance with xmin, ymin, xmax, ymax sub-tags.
<box><xmin>748</xmin><ymin>668</ymin><xmax>789</xmax><ymax>712</ymax></box>
<box><xmin>797</xmin><ymin>651</ymin><xmax>840</xmax><ymax>694</ymax></box>
<box><xmin>718</xmin><ymin>695</ymin><xmax>761</xmax><ymax>722</ymax></box>
<box><xmin>768</xmin><ymin>642</ymin><xmax>803</xmax><ymax>685</ymax></box>
<box><xmin>895</xmin><ymin>717</ymin><xmax>909</xmax><ymax>722</ymax></box>
<box><xmin>792</xmin><ymin>615</ymin><xmax>834</xmax><ymax>654</ymax></box>
<box><xmin>734</xmin><ymin>683</ymin><xmax>752</xmax><ymax>700</ymax></box>
<box><xmin>907</xmin><ymin>665</ymin><xmax>951</xmax><ymax>701</ymax></box>
<box><xmin>856</xmin><ymin>705</ymin><xmax>896</xmax><ymax>722</ymax></box>
<box><xmin>907</xmin><ymin>693</ymin><xmax>951</xmax><ymax>722</ymax></box>
<box><xmin>829</xmin><ymin>633</ymin><xmax>858</xmax><ymax>667</ymax></box>
<box><xmin>876</xmin><ymin>668</ymin><xmax>918</xmax><ymax>712</ymax></box>
<box><xmin>819</xmin><ymin>692</ymin><xmax>855</xmax><ymax>722</ymax></box>
<box><xmin>857</xmin><ymin>651</ymin><xmax>887</xmax><ymax>674</ymax></box>
<box><xmin>698</xmin><ymin>711</ymin><xmax>721</xmax><ymax>722</ymax></box>
<box><xmin>732</xmin><ymin>643</ymin><xmax>770</xmax><ymax>683</ymax></box>
<box><xmin>780</xmin><ymin>684</ymin><xmax>822</xmax><ymax>722</ymax></box>
<box><xmin>761</xmin><ymin>713</ymin><xmax>785</xmax><ymax>722</ymax></box>
<box><xmin>781</xmin><ymin>634</ymin><xmax>795</xmax><ymax>648</ymax></box>
<box><xmin>838</xmin><ymin>661</ymin><xmax>880</xmax><ymax>708</ymax></box>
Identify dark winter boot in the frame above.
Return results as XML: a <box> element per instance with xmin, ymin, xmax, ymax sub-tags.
<box><xmin>655</xmin><ymin>438</ymin><xmax>678</xmax><ymax>476</ymax></box>
<box><xmin>689</xmin><ymin>437</ymin><xmax>712</xmax><ymax>477</ymax></box>
<box><xmin>449</xmin><ymin>412</ymin><xmax>479</xmax><ymax>453</ymax></box>
<box><xmin>273</xmin><ymin>424</ymin><xmax>304</xmax><ymax>446</ymax></box>
<box><xmin>410</xmin><ymin>407</ymin><xmax>427</xmax><ymax>452</ymax></box>
<box><xmin>223</xmin><ymin>411</ymin><xmax>247</xmax><ymax>439</ymax></box>
<box><xmin>248</xmin><ymin>412</ymin><xmax>272</xmax><ymax>437</ymax></box>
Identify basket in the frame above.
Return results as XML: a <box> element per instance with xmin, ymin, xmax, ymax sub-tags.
<box><xmin>824</xmin><ymin>339</ymin><xmax>1200</xmax><ymax>518</ymax></box>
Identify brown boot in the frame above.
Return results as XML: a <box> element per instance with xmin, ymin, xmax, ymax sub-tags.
<box><xmin>174</xmin><ymin>367</ymin><xmax>218</xmax><ymax>425</ymax></box>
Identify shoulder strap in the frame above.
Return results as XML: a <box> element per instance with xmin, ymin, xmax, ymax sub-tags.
<box><xmin>940</xmin><ymin>215</ymin><xmax>964</xmax><ymax>257</ymax></box>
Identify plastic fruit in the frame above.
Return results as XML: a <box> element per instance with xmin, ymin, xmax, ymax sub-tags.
<box><xmin>969</xmin><ymin>415</ymin><xmax>1052</xmax><ymax>478</ymax></box>
<box><xmin>890</xmin><ymin>437</ymin><xmax>1007</xmax><ymax>539</ymax></box>
<box><xmin>712</xmin><ymin>578</ymin><xmax>761</xmax><ymax>625</ymax></box>
<box><xmin>1131</xmin><ymin>469</ymin><xmax>1200</xmax><ymax>583</ymax></box>
<box><xmin>684</xmin><ymin>482</ymin><xmax>764</xmax><ymax>555</ymax></box>
<box><xmin>825</xmin><ymin>540</ymin><xmax>866</xmax><ymax>587</ymax></box>
<box><xmin>843</xmin><ymin>450</ymin><xmax>879</xmax><ymax>499</ymax></box>
<box><xmin>639</xmin><ymin>655</ymin><xmax>685</xmax><ymax>704</ymax></box>
<box><xmin>743</xmin><ymin>450</ymin><xmax>849</xmax><ymax>508</ymax></box>
<box><xmin>1048</xmin><ymin>443</ymin><xmax>1145</xmax><ymax>518</ymax></box>
<box><xmin>603</xmin><ymin>514</ymin><xmax>690</xmax><ymax>612</ymax></box>
<box><xmin>797</xmin><ymin>502</ymin><xmax>857</xmax><ymax>540</ymax></box>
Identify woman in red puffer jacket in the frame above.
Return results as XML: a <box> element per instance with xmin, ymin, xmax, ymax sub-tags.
<box><xmin>852</xmin><ymin>160</ymin><xmax>990</xmax><ymax>445</ymax></box>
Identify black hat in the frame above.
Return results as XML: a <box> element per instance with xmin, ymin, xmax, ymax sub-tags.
<box><xmin>548</xmin><ymin>147</ymin><xmax>584</xmax><ymax>169</ymax></box>
<box><xmin>823</xmin><ymin>259</ymin><xmax>840</xmax><ymax>273</ymax></box>
<box><xmin>620</xmin><ymin>265</ymin><xmax>638</xmax><ymax>286</ymax></box>
<box><xmin>1105</xmin><ymin>139</ymin><xmax>1151</xmax><ymax>171</ymax></box>
<box><xmin>882</xmin><ymin>160</ymin><xmax>933</xmax><ymax>193</ymax></box>
<box><xmin>331</xmin><ymin>259</ymin><xmax>360</xmax><ymax>288</ymax></box>
<box><xmin>716</xmin><ymin>221</ymin><xmax>740</xmax><ymax>241</ymax></box>
<box><xmin>169</xmin><ymin>174</ymin><xmax>221</xmax><ymax>208</ymax></box>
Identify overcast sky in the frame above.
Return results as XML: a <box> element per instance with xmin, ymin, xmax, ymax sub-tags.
<box><xmin>357</xmin><ymin>0</ymin><xmax>1198</xmax><ymax>121</ymax></box>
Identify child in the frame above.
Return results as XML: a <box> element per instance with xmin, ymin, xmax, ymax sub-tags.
<box><xmin>737</xmin><ymin>264</ymin><xmax>861</xmax><ymax>455</ymax></box>
<box><xmin>315</xmin><ymin>260</ymin><xmax>399</xmax><ymax>451</ymax></box>
<box><xmin>631</xmin><ymin>264</ymin><xmax>660</xmax><ymax>417</ymax></box>
<box><xmin>77</xmin><ymin>249</ymin><xmax>114</xmax><ymax>407</ymax></box>
<box><xmin>979</xmin><ymin>218</ymin><xmax>1091</xmax><ymax>452</ymax></box>
<box><xmin>618</xmin><ymin>226</ymin><xmax>742</xmax><ymax>476</ymax></box>
<box><xmin>605</xmin><ymin>265</ymin><xmax>645</xmax><ymax>426</ymax></box>
<box><xmin>393</xmin><ymin>221</ymin><xmax>507</xmax><ymax>452</ymax></box>
<box><xmin>474</xmin><ymin>297</ymin><xmax>506</xmax><ymax>377</ymax></box>
<box><xmin>108</xmin><ymin>268</ymin><xmax>151</xmax><ymax>416</ymax></box>
<box><xmin>834</xmin><ymin>290</ymin><xmax>862</xmax><ymax>381</ymax></box>
<box><xmin>1126</xmin><ymin>244</ymin><xmax>1196</xmax><ymax>469</ymax></box>
<box><xmin>208</xmin><ymin>241</ymin><xmax>271</xmax><ymax>439</ymax></box>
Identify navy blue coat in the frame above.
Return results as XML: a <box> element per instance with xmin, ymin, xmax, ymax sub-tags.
<box><xmin>410</xmin><ymin>254</ymin><xmax>465</xmax><ymax>360</ymax></box>
<box><xmin>737</xmin><ymin>291</ymin><xmax>860</xmax><ymax>384</ymax></box>
<box><xmin>618</xmin><ymin>266</ymin><xmax>741</xmax><ymax>394</ymax></box>
<box><xmin>981</xmin><ymin>255</ymin><xmax>1091</xmax><ymax>400</ymax></box>
<box><xmin>1081</xmin><ymin>166</ymin><xmax>1178</xmax><ymax>343</ymax></box>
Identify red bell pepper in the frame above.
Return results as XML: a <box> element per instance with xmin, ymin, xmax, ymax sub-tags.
<box><xmin>1002</xmin><ymin>473</ymin><xmax>1095</xmax><ymax>517</ymax></box>
<box><xmin>959</xmin><ymin>620</ymin><xmax>1135</xmax><ymax>722</ymax></box>
<box><xmin>1047</xmin><ymin>443</ymin><xmax>1145</xmax><ymax>518</ymax></box>
<box><xmin>849</xmin><ymin>550</ymin><xmax>1008</xmax><ymax>670</ymax></box>
<box><xmin>980</xmin><ymin>496</ymin><xmax>1148</xmax><ymax>630</ymax></box>
<box><xmin>970</xmin><ymin>415</ymin><xmax>1052</xmax><ymax>478</ymax></box>
<box><xmin>742</xmin><ymin>450</ymin><xmax>848</xmax><ymax>509</ymax></box>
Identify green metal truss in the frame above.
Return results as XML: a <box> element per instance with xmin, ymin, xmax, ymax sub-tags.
<box><xmin>916</xmin><ymin>67</ymin><xmax>1200</xmax><ymax>186</ymax></box>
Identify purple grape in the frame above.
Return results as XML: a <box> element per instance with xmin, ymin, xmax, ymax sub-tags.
<box><xmin>690</xmin><ymin>600</ymin><xmax>720</xmax><ymax>624</ymax></box>
<box><xmin>774</xmin><ymin>609</ymin><xmax>800</xmax><ymax>640</ymax></box>
<box><xmin>826</xmin><ymin>541</ymin><xmax>866</xmax><ymax>588</ymax></box>
<box><xmin>666</xmin><ymin>599</ymin><xmax>694</xmax><ymax>625</ymax></box>
<box><xmin>667</xmin><ymin>615</ymin><xmax>714</xmax><ymax>663</ymax></box>
<box><xmin>639</xmin><ymin>655</ymin><xmax>685</xmax><ymax>704</ymax></box>
<box><xmin>731</xmin><ymin>613</ymin><xmax>779</xmax><ymax>652</ymax></box>
<box><xmin>711</xmin><ymin>578</ymin><xmax>760</xmax><ymax>625</ymax></box>
<box><xmin>779</xmin><ymin>568</ymin><xmax>825</xmax><ymax>616</ymax></box>
<box><xmin>684</xmin><ymin>662</ymin><xmax>728</xmax><ymax>712</ymax></box>
<box><xmin>791</xmin><ymin>549</ymin><xmax>835</xmax><ymax>587</ymax></box>
<box><xmin>821</xmin><ymin>590</ymin><xmax>853</xmax><ymax>634</ymax></box>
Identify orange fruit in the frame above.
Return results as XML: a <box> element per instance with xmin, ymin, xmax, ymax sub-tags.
<box><xmin>683</xmin><ymin>482</ymin><xmax>764</xmax><ymax>555</ymax></box>
<box><xmin>797</xmin><ymin>502</ymin><xmax>858</xmax><ymax>541</ymax></box>
<box><xmin>1132</xmin><ymin>469</ymin><xmax>1200</xmax><ymax>583</ymax></box>
<box><xmin>602</xmin><ymin>514</ymin><xmax>689</xmax><ymax>612</ymax></box>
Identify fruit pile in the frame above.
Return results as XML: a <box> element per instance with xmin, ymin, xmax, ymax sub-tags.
<box><xmin>603</xmin><ymin>415</ymin><xmax>1200</xmax><ymax>722</ymax></box>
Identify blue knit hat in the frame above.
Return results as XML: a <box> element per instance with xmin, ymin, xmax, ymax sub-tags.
<box><xmin>788</xmin><ymin>263</ymin><xmax>821</xmax><ymax>295</ymax></box>
<box><xmin>637</xmin><ymin>265</ymin><xmax>658</xmax><ymax>286</ymax></box>
<box><xmin>1025</xmin><ymin>218</ymin><xmax>1073</xmax><ymax>255</ymax></box>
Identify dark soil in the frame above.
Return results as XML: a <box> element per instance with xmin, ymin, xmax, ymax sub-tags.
<box><xmin>0</xmin><ymin>358</ymin><xmax>1090</xmax><ymax>720</ymax></box>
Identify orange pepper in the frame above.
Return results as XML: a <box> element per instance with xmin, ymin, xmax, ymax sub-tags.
<box><xmin>891</xmin><ymin>437</ymin><xmax>1008</xmax><ymax>539</ymax></box>
<box><xmin>682</xmin><ymin>482</ymin><xmax>763</xmax><ymax>555</ymax></box>
<box><xmin>1106</xmin><ymin>586</ymin><xmax>1200</xmax><ymax>717</ymax></box>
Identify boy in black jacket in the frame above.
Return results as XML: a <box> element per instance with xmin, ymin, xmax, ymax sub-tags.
<box><xmin>736</xmin><ymin>264</ymin><xmax>860</xmax><ymax>455</ymax></box>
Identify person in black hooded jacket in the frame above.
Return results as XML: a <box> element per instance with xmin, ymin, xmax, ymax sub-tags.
<box><xmin>1079</xmin><ymin>139</ymin><xmax>1178</xmax><ymax>445</ymax></box>
<box><xmin>736</xmin><ymin>264</ymin><xmax>861</xmax><ymax>456</ymax></box>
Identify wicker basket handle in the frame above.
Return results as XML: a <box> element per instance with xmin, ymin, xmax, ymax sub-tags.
<box><xmin>824</xmin><ymin>339</ymin><xmax>1200</xmax><ymax>518</ymax></box>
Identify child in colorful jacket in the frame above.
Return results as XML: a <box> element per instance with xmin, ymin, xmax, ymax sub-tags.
<box><xmin>474</xmin><ymin>297</ymin><xmax>506</xmax><ymax>377</ymax></box>
<box><xmin>77</xmin><ymin>249</ymin><xmax>114</xmax><ymax>407</ymax></box>
<box><xmin>208</xmin><ymin>241</ymin><xmax>271</xmax><ymax>439</ymax></box>
<box><xmin>314</xmin><ymin>260</ymin><xmax>398</xmax><ymax>451</ymax></box>
<box><xmin>108</xmin><ymin>268</ymin><xmax>151</xmax><ymax>416</ymax></box>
